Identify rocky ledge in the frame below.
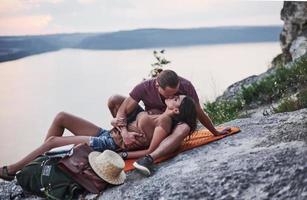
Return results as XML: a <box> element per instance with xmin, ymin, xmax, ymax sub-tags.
<box><xmin>1</xmin><ymin>108</ymin><xmax>306</xmax><ymax>200</ymax></box>
<box><xmin>280</xmin><ymin>1</ymin><xmax>307</xmax><ymax>63</ymax></box>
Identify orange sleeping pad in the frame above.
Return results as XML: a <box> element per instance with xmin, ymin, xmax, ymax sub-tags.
<box><xmin>124</xmin><ymin>127</ymin><xmax>240</xmax><ymax>172</ymax></box>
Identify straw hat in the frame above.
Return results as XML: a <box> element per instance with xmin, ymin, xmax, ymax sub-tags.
<box><xmin>88</xmin><ymin>150</ymin><xmax>126</xmax><ymax>185</ymax></box>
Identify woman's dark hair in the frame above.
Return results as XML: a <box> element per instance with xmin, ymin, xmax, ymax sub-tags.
<box><xmin>172</xmin><ymin>96</ymin><xmax>197</xmax><ymax>135</ymax></box>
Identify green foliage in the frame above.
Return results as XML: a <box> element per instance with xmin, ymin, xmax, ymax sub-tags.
<box><xmin>204</xmin><ymin>98</ymin><xmax>243</xmax><ymax>125</ymax></box>
<box><xmin>204</xmin><ymin>55</ymin><xmax>307</xmax><ymax>125</ymax></box>
<box><xmin>297</xmin><ymin>89</ymin><xmax>307</xmax><ymax>108</ymax></box>
<box><xmin>273</xmin><ymin>97</ymin><xmax>299</xmax><ymax>113</ymax></box>
<box><xmin>274</xmin><ymin>89</ymin><xmax>307</xmax><ymax>113</ymax></box>
<box><xmin>241</xmin><ymin>55</ymin><xmax>307</xmax><ymax>106</ymax></box>
<box><xmin>149</xmin><ymin>50</ymin><xmax>171</xmax><ymax>78</ymax></box>
<box><xmin>271</xmin><ymin>53</ymin><xmax>283</xmax><ymax>67</ymax></box>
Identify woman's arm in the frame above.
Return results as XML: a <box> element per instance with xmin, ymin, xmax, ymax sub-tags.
<box><xmin>196</xmin><ymin>103</ymin><xmax>231</xmax><ymax>136</ymax></box>
<box><xmin>126</xmin><ymin>126</ymin><xmax>169</xmax><ymax>159</ymax></box>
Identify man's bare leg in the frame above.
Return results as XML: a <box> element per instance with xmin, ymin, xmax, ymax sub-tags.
<box><xmin>149</xmin><ymin>123</ymin><xmax>190</xmax><ymax>160</ymax></box>
<box><xmin>44</xmin><ymin>112</ymin><xmax>101</xmax><ymax>141</ymax></box>
<box><xmin>107</xmin><ymin>94</ymin><xmax>126</xmax><ymax>117</ymax></box>
<box><xmin>133</xmin><ymin>124</ymin><xmax>190</xmax><ymax>176</ymax></box>
<box><xmin>1</xmin><ymin>136</ymin><xmax>90</xmax><ymax>175</ymax></box>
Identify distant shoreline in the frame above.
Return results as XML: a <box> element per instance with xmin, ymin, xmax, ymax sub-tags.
<box><xmin>0</xmin><ymin>26</ymin><xmax>282</xmax><ymax>63</ymax></box>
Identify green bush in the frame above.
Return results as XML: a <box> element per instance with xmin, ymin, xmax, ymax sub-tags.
<box><xmin>204</xmin><ymin>98</ymin><xmax>243</xmax><ymax>125</ymax></box>
<box><xmin>241</xmin><ymin>83</ymin><xmax>258</xmax><ymax>105</ymax></box>
<box><xmin>204</xmin><ymin>55</ymin><xmax>307</xmax><ymax>124</ymax></box>
<box><xmin>273</xmin><ymin>97</ymin><xmax>299</xmax><ymax>113</ymax></box>
<box><xmin>297</xmin><ymin>89</ymin><xmax>307</xmax><ymax>108</ymax></box>
<box><xmin>241</xmin><ymin>55</ymin><xmax>307</xmax><ymax>106</ymax></box>
<box><xmin>271</xmin><ymin>53</ymin><xmax>283</xmax><ymax>67</ymax></box>
<box><xmin>271</xmin><ymin>89</ymin><xmax>307</xmax><ymax>113</ymax></box>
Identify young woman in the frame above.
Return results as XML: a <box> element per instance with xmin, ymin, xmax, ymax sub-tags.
<box><xmin>0</xmin><ymin>95</ymin><xmax>197</xmax><ymax>181</ymax></box>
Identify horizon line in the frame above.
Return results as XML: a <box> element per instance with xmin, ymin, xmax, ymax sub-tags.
<box><xmin>0</xmin><ymin>24</ymin><xmax>283</xmax><ymax>38</ymax></box>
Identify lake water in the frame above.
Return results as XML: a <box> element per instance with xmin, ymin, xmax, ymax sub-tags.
<box><xmin>0</xmin><ymin>42</ymin><xmax>280</xmax><ymax>165</ymax></box>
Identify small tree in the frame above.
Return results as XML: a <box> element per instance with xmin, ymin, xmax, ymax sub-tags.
<box><xmin>148</xmin><ymin>49</ymin><xmax>171</xmax><ymax>78</ymax></box>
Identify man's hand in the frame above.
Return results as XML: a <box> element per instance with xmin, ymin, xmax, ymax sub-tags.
<box><xmin>122</xmin><ymin>131</ymin><xmax>143</xmax><ymax>147</ymax></box>
<box><xmin>213</xmin><ymin>127</ymin><xmax>232</xmax><ymax>136</ymax></box>
<box><xmin>111</xmin><ymin>118</ymin><xmax>126</xmax><ymax>127</ymax></box>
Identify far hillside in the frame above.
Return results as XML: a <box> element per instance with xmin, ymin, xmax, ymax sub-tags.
<box><xmin>0</xmin><ymin>26</ymin><xmax>282</xmax><ymax>63</ymax></box>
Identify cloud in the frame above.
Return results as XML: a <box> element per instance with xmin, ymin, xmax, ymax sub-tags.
<box><xmin>78</xmin><ymin>0</ymin><xmax>97</xmax><ymax>4</ymax></box>
<box><xmin>26</xmin><ymin>0</ymin><xmax>64</xmax><ymax>4</ymax></box>
<box><xmin>0</xmin><ymin>0</ymin><xmax>283</xmax><ymax>36</ymax></box>
<box><xmin>0</xmin><ymin>0</ymin><xmax>64</xmax><ymax>16</ymax></box>
<box><xmin>0</xmin><ymin>15</ymin><xmax>53</xmax><ymax>35</ymax></box>
<box><xmin>113</xmin><ymin>0</ymin><xmax>215</xmax><ymax>17</ymax></box>
<box><xmin>0</xmin><ymin>0</ymin><xmax>23</xmax><ymax>15</ymax></box>
<box><xmin>0</xmin><ymin>0</ymin><xmax>62</xmax><ymax>35</ymax></box>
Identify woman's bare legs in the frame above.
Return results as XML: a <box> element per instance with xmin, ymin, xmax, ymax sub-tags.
<box><xmin>2</xmin><ymin>135</ymin><xmax>90</xmax><ymax>175</ymax></box>
<box><xmin>44</xmin><ymin>112</ymin><xmax>101</xmax><ymax>141</ymax></box>
<box><xmin>1</xmin><ymin>112</ymin><xmax>101</xmax><ymax>177</ymax></box>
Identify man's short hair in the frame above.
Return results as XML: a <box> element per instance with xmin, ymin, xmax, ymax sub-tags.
<box><xmin>157</xmin><ymin>70</ymin><xmax>179</xmax><ymax>89</ymax></box>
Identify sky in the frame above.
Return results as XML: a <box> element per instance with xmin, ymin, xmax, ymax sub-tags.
<box><xmin>0</xmin><ymin>0</ymin><xmax>284</xmax><ymax>36</ymax></box>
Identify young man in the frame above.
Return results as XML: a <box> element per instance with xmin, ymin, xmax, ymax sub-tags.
<box><xmin>108</xmin><ymin>70</ymin><xmax>230</xmax><ymax>175</ymax></box>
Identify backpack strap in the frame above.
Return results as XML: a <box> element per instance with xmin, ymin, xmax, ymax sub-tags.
<box><xmin>40</xmin><ymin>156</ymin><xmax>81</xmax><ymax>200</ymax></box>
<box><xmin>44</xmin><ymin>183</ymin><xmax>80</xmax><ymax>200</ymax></box>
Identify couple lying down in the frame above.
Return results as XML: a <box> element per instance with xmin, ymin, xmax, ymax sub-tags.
<box><xmin>0</xmin><ymin>94</ymin><xmax>197</xmax><ymax>181</ymax></box>
<box><xmin>1</xmin><ymin>69</ymin><xmax>231</xmax><ymax>181</ymax></box>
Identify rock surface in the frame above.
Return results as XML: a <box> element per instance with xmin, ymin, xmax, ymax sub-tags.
<box><xmin>98</xmin><ymin>108</ymin><xmax>307</xmax><ymax>200</ymax></box>
<box><xmin>280</xmin><ymin>1</ymin><xmax>307</xmax><ymax>63</ymax></box>
<box><xmin>290</xmin><ymin>36</ymin><xmax>307</xmax><ymax>60</ymax></box>
<box><xmin>1</xmin><ymin>109</ymin><xmax>306</xmax><ymax>200</ymax></box>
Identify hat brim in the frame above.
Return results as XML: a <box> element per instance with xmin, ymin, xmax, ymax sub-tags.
<box><xmin>89</xmin><ymin>151</ymin><xmax>126</xmax><ymax>185</ymax></box>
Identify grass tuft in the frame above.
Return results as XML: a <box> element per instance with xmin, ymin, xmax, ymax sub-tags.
<box><xmin>204</xmin><ymin>55</ymin><xmax>307</xmax><ymax>125</ymax></box>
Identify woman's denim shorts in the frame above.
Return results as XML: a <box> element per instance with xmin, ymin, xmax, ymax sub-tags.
<box><xmin>89</xmin><ymin>128</ymin><xmax>119</xmax><ymax>152</ymax></box>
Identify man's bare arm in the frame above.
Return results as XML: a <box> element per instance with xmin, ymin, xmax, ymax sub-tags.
<box><xmin>116</xmin><ymin>96</ymin><xmax>139</xmax><ymax>120</ymax></box>
<box><xmin>115</xmin><ymin>97</ymin><xmax>142</xmax><ymax>146</ymax></box>
<box><xmin>195</xmin><ymin>103</ymin><xmax>231</xmax><ymax>136</ymax></box>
